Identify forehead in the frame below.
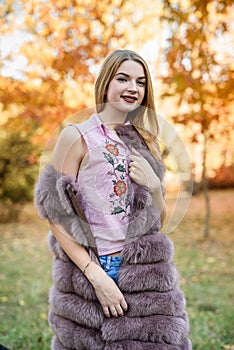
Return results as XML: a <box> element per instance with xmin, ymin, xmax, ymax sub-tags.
<box><xmin>116</xmin><ymin>60</ymin><xmax>145</xmax><ymax>77</ymax></box>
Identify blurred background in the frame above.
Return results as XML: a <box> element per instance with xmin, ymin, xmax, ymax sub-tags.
<box><xmin>0</xmin><ymin>1</ymin><xmax>234</xmax><ymax>349</ymax></box>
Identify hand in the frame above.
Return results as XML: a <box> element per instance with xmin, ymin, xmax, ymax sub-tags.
<box><xmin>129</xmin><ymin>148</ymin><xmax>160</xmax><ymax>193</ymax></box>
<box><xmin>85</xmin><ymin>263</ymin><xmax>128</xmax><ymax>318</ymax></box>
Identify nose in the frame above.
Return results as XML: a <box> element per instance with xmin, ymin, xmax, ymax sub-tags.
<box><xmin>127</xmin><ymin>79</ymin><xmax>137</xmax><ymax>92</ymax></box>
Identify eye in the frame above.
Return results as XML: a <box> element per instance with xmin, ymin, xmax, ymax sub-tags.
<box><xmin>117</xmin><ymin>77</ymin><xmax>127</xmax><ymax>82</ymax></box>
<box><xmin>137</xmin><ymin>81</ymin><xmax>146</xmax><ymax>87</ymax></box>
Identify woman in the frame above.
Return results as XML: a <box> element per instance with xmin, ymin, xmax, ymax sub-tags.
<box><xmin>35</xmin><ymin>49</ymin><xmax>192</xmax><ymax>349</ymax></box>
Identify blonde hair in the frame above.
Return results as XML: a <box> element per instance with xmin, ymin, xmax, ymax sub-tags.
<box><xmin>94</xmin><ymin>49</ymin><xmax>160</xmax><ymax>158</ymax></box>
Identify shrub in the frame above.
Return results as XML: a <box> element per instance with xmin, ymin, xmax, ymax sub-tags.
<box><xmin>0</xmin><ymin>131</ymin><xmax>39</xmax><ymax>221</ymax></box>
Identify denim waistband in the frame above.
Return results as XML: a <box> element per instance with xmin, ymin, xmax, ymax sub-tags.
<box><xmin>99</xmin><ymin>255</ymin><xmax>122</xmax><ymax>268</ymax></box>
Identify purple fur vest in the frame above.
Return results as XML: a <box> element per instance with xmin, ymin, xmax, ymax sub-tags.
<box><xmin>34</xmin><ymin>123</ymin><xmax>192</xmax><ymax>350</ymax></box>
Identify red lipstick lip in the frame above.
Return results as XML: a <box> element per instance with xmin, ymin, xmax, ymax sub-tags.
<box><xmin>121</xmin><ymin>95</ymin><xmax>138</xmax><ymax>100</ymax></box>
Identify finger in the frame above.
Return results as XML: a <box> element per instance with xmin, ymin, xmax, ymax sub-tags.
<box><xmin>129</xmin><ymin>161</ymin><xmax>137</xmax><ymax>169</ymax></box>
<box><xmin>131</xmin><ymin>147</ymin><xmax>141</xmax><ymax>156</ymax></box>
<box><xmin>120</xmin><ymin>298</ymin><xmax>128</xmax><ymax>311</ymax></box>
<box><xmin>129</xmin><ymin>154</ymin><xmax>140</xmax><ymax>162</ymax></box>
<box><xmin>129</xmin><ymin>168</ymin><xmax>136</xmax><ymax>179</ymax></box>
<box><xmin>110</xmin><ymin>306</ymin><xmax>118</xmax><ymax>317</ymax></box>
<box><xmin>131</xmin><ymin>147</ymin><xmax>142</xmax><ymax>156</ymax></box>
<box><xmin>103</xmin><ymin>306</ymin><xmax>110</xmax><ymax>318</ymax></box>
<box><xmin>115</xmin><ymin>304</ymin><xmax>124</xmax><ymax>316</ymax></box>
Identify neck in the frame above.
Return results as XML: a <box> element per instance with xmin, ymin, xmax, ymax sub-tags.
<box><xmin>98</xmin><ymin>105</ymin><xmax>127</xmax><ymax>130</ymax></box>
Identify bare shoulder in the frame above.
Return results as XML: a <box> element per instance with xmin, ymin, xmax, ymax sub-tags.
<box><xmin>52</xmin><ymin>125</ymin><xmax>86</xmax><ymax>175</ymax></box>
<box><xmin>58</xmin><ymin>125</ymin><xmax>82</xmax><ymax>144</ymax></box>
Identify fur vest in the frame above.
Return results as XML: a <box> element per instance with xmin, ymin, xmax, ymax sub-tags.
<box><xmin>34</xmin><ymin>123</ymin><xmax>192</xmax><ymax>350</ymax></box>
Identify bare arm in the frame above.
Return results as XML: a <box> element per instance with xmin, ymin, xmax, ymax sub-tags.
<box><xmin>50</xmin><ymin>126</ymin><xmax>127</xmax><ymax>318</ymax></box>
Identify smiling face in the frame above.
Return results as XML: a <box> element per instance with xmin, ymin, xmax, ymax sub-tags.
<box><xmin>105</xmin><ymin>60</ymin><xmax>146</xmax><ymax>115</ymax></box>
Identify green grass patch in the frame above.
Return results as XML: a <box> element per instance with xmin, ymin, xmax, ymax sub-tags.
<box><xmin>171</xmin><ymin>210</ymin><xmax>234</xmax><ymax>350</ymax></box>
<box><xmin>0</xmin><ymin>214</ymin><xmax>52</xmax><ymax>350</ymax></box>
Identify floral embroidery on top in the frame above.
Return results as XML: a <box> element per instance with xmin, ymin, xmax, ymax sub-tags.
<box><xmin>106</xmin><ymin>144</ymin><xmax>119</xmax><ymax>156</ymax></box>
<box><xmin>114</xmin><ymin>180</ymin><xmax>127</xmax><ymax>196</ymax></box>
<box><xmin>103</xmin><ymin>140</ymin><xmax>130</xmax><ymax>218</ymax></box>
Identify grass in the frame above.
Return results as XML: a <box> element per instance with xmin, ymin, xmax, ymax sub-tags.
<box><xmin>0</xmin><ymin>190</ymin><xmax>234</xmax><ymax>349</ymax></box>
<box><xmin>0</xmin><ymin>211</ymin><xmax>52</xmax><ymax>350</ymax></box>
<box><xmin>170</xmin><ymin>192</ymin><xmax>234</xmax><ymax>350</ymax></box>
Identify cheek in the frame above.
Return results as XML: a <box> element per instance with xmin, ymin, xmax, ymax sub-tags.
<box><xmin>106</xmin><ymin>82</ymin><xmax>116</xmax><ymax>100</ymax></box>
<box><xmin>106</xmin><ymin>90</ymin><xmax>113</xmax><ymax>102</ymax></box>
<box><xmin>139</xmin><ymin>89</ymin><xmax>146</xmax><ymax>103</ymax></box>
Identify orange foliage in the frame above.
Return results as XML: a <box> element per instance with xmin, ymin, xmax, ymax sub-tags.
<box><xmin>0</xmin><ymin>0</ymin><xmax>158</xmax><ymax>149</ymax></box>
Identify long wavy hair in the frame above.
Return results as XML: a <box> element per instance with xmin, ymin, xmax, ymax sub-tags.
<box><xmin>94</xmin><ymin>49</ymin><xmax>160</xmax><ymax>158</ymax></box>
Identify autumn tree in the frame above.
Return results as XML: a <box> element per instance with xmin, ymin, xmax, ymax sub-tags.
<box><xmin>160</xmin><ymin>0</ymin><xmax>234</xmax><ymax>237</ymax></box>
<box><xmin>0</xmin><ymin>0</ymin><xmax>160</xmax><ymax>214</ymax></box>
<box><xmin>1</xmin><ymin>0</ymin><xmax>161</xmax><ymax>138</ymax></box>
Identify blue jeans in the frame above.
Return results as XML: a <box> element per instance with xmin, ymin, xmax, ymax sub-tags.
<box><xmin>99</xmin><ymin>255</ymin><xmax>122</xmax><ymax>284</ymax></box>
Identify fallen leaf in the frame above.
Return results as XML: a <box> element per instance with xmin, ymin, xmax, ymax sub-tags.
<box><xmin>1</xmin><ymin>296</ymin><xmax>8</xmax><ymax>302</ymax></box>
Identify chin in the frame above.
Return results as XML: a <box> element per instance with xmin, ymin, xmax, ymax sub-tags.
<box><xmin>116</xmin><ymin>103</ymin><xmax>139</xmax><ymax>113</ymax></box>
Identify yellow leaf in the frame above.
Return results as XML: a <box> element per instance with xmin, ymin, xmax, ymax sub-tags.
<box><xmin>1</xmin><ymin>296</ymin><xmax>8</xmax><ymax>302</ymax></box>
<box><xmin>191</xmin><ymin>275</ymin><xmax>199</xmax><ymax>282</ymax></box>
<box><xmin>40</xmin><ymin>312</ymin><xmax>47</xmax><ymax>320</ymax></box>
<box><xmin>18</xmin><ymin>300</ymin><xmax>25</xmax><ymax>306</ymax></box>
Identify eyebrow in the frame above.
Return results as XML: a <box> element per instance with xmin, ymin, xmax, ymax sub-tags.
<box><xmin>115</xmin><ymin>72</ymin><xmax>146</xmax><ymax>79</ymax></box>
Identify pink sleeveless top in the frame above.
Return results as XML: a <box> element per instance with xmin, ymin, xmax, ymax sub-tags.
<box><xmin>74</xmin><ymin>114</ymin><xmax>131</xmax><ymax>255</ymax></box>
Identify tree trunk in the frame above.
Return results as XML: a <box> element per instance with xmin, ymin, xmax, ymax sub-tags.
<box><xmin>202</xmin><ymin>131</ymin><xmax>210</xmax><ymax>238</ymax></box>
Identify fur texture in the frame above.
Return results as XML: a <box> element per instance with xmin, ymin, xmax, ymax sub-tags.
<box><xmin>34</xmin><ymin>123</ymin><xmax>192</xmax><ymax>349</ymax></box>
<box><xmin>118</xmin><ymin>262</ymin><xmax>178</xmax><ymax>293</ymax></box>
<box><xmin>49</xmin><ymin>313</ymin><xmax>104</xmax><ymax>350</ymax></box>
<box><xmin>101</xmin><ymin>312</ymin><xmax>189</xmax><ymax>343</ymax></box>
<box><xmin>104</xmin><ymin>339</ymin><xmax>192</xmax><ymax>350</ymax></box>
<box><xmin>121</xmin><ymin>232</ymin><xmax>174</xmax><ymax>265</ymax></box>
<box><xmin>124</xmin><ymin>288</ymin><xmax>186</xmax><ymax>317</ymax></box>
<box><xmin>34</xmin><ymin>165</ymin><xmax>89</xmax><ymax>247</ymax></box>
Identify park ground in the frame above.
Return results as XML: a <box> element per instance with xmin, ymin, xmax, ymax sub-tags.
<box><xmin>0</xmin><ymin>190</ymin><xmax>234</xmax><ymax>350</ymax></box>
